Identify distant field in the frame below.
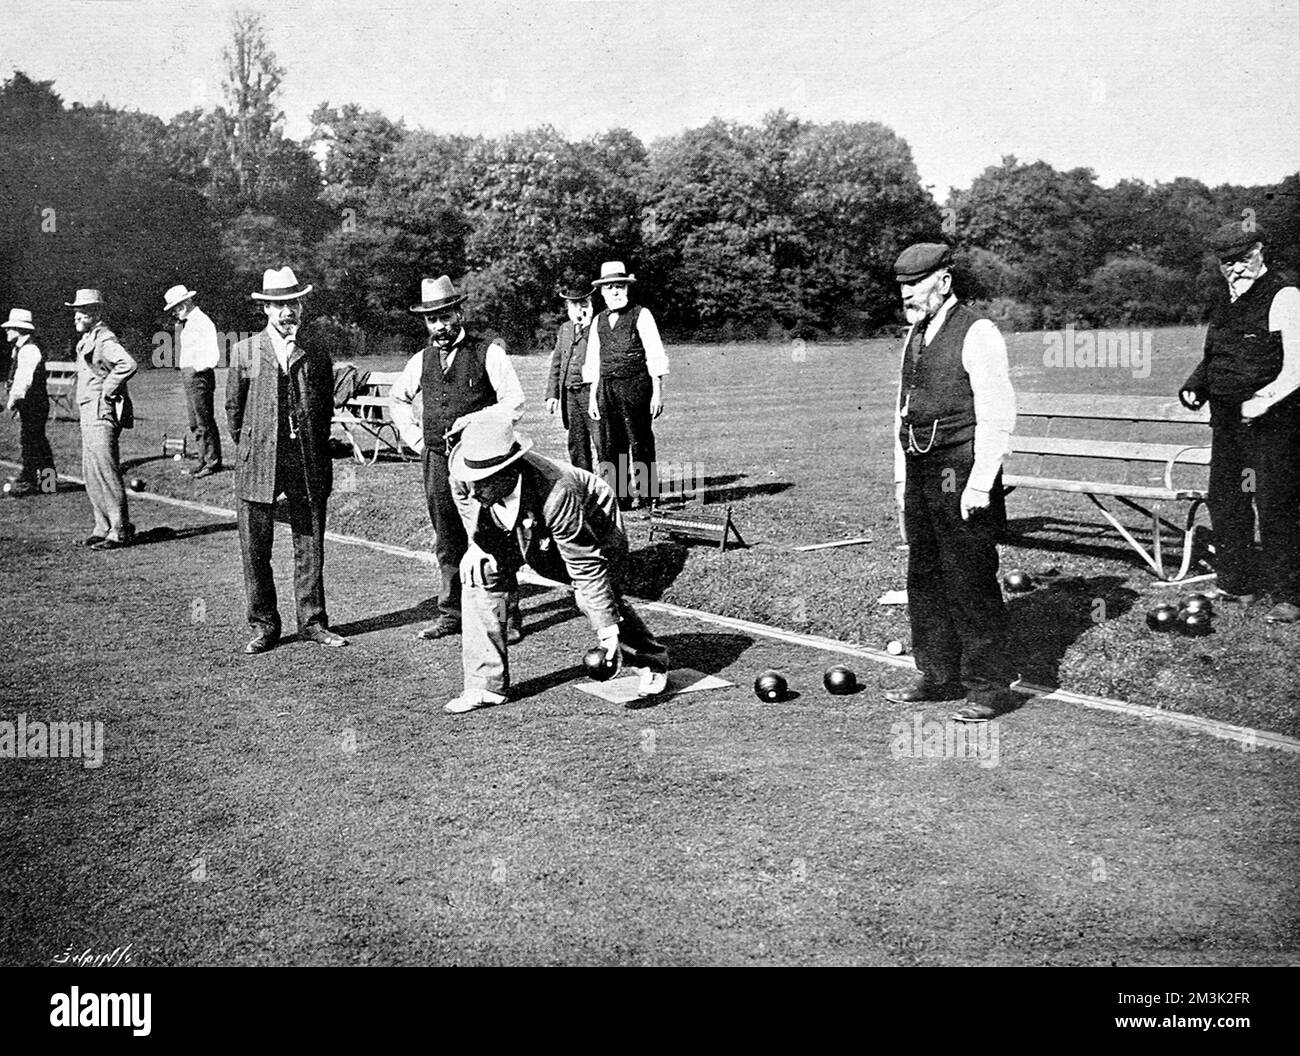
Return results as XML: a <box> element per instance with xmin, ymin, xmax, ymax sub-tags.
<box><xmin>3</xmin><ymin>324</ymin><xmax>1297</xmax><ymax>737</ymax></box>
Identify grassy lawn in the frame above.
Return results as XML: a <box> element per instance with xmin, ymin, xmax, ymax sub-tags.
<box><xmin>1</xmin><ymin>485</ymin><xmax>1296</xmax><ymax>965</ymax></box>
<box><xmin>5</xmin><ymin>325</ymin><xmax>1295</xmax><ymax>737</ymax></box>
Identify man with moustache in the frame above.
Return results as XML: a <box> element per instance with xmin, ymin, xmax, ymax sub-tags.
<box><xmin>390</xmin><ymin>276</ymin><xmax>526</xmax><ymax>642</ymax></box>
<box><xmin>544</xmin><ymin>277</ymin><xmax>597</xmax><ymax>471</ymax></box>
<box><xmin>882</xmin><ymin>243</ymin><xmax>1017</xmax><ymax>722</ymax></box>
<box><xmin>1180</xmin><ymin>221</ymin><xmax>1300</xmax><ymax>624</ymax></box>
<box><xmin>164</xmin><ymin>284</ymin><xmax>223</xmax><ymax>478</ymax></box>
<box><xmin>3</xmin><ymin>309</ymin><xmax>55</xmax><ymax>496</ymax></box>
<box><xmin>584</xmin><ymin>261</ymin><xmax>669</xmax><ymax>510</ymax></box>
<box><xmin>226</xmin><ymin>267</ymin><xmax>347</xmax><ymax>654</ymax></box>
<box><xmin>68</xmin><ymin>289</ymin><xmax>137</xmax><ymax>550</ymax></box>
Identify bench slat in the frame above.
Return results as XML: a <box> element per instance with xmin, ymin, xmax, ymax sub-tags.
<box><xmin>1016</xmin><ymin>392</ymin><xmax>1209</xmax><ymax>423</ymax></box>
<box><xmin>1010</xmin><ymin>435</ymin><xmax>1210</xmax><ymax>464</ymax></box>
<box><xmin>1003</xmin><ymin>475</ymin><xmax>1205</xmax><ymax>500</ymax></box>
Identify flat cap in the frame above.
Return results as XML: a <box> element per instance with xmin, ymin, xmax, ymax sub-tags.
<box><xmin>894</xmin><ymin>242</ymin><xmax>953</xmax><ymax>283</ymax></box>
<box><xmin>1208</xmin><ymin>219</ymin><xmax>1265</xmax><ymax>259</ymax></box>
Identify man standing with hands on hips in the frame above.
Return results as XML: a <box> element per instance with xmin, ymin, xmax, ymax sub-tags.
<box><xmin>69</xmin><ymin>289</ymin><xmax>136</xmax><ymax>550</ymax></box>
<box><xmin>164</xmin><ymin>284</ymin><xmax>223</xmax><ymax>478</ymax></box>
<box><xmin>1180</xmin><ymin>221</ymin><xmax>1300</xmax><ymax>623</ymax></box>
<box><xmin>883</xmin><ymin>243</ymin><xmax>1017</xmax><ymax>722</ymax></box>
<box><xmin>226</xmin><ymin>267</ymin><xmax>347</xmax><ymax>655</ymax></box>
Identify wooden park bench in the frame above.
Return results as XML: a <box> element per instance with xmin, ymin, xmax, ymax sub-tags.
<box><xmin>331</xmin><ymin>370</ymin><xmax>418</xmax><ymax>465</ymax></box>
<box><xmin>44</xmin><ymin>361</ymin><xmax>79</xmax><ymax>420</ymax></box>
<box><xmin>1003</xmin><ymin>393</ymin><xmax>1212</xmax><ymax>582</ymax></box>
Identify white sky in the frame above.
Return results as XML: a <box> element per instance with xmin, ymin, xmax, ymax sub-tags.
<box><xmin>4</xmin><ymin>0</ymin><xmax>1298</xmax><ymax>197</ymax></box>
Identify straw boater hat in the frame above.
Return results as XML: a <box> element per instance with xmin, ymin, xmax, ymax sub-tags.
<box><xmin>250</xmin><ymin>267</ymin><xmax>313</xmax><ymax>301</ymax></box>
<box><xmin>449</xmin><ymin>413</ymin><xmax>535</xmax><ymax>482</ymax></box>
<box><xmin>592</xmin><ymin>261</ymin><xmax>636</xmax><ymax>286</ymax></box>
<box><xmin>163</xmin><ymin>284</ymin><xmax>197</xmax><ymax>312</ymax></box>
<box><xmin>2</xmin><ymin>308</ymin><xmax>35</xmax><ymax>332</ymax></box>
<box><xmin>64</xmin><ymin>289</ymin><xmax>103</xmax><ymax>309</ymax></box>
<box><xmin>409</xmin><ymin>275</ymin><xmax>467</xmax><ymax>314</ymax></box>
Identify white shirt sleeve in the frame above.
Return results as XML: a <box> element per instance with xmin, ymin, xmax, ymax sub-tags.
<box><xmin>1242</xmin><ymin>285</ymin><xmax>1300</xmax><ymax>417</ymax></box>
<box><xmin>7</xmin><ymin>344</ymin><xmax>41</xmax><ymax>406</ymax></box>
<box><xmin>388</xmin><ymin>350</ymin><xmax>426</xmax><ymax>455</ymax></box>
<box><xmin>581</xmin><ymin>321</ymin><xmax>602</xmax><ymax>385</ymax></box>
<box><xmin>483</xmin><ymin>340</ymin><xmax>526</xmax><ymax>421</ymax></box>
<box><xmin>961</xmin><ymin>318</ymin><xmax>1017</xmax><ymax>492</ymax></box>
<box><xmin>893</xmin><ymin>326</ymin><xmax>915</xmax><ymax>486</ymax></box>
<box><xmin>636</xmin><ymin>309</ymin><xmax>669</xmax><ymax>377</ymax></box>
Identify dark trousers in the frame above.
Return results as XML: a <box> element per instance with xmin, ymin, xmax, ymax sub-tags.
<box><xmin>596</xmin><ymin>373</ymin><xmax>656</xmax><ymax>508</ymax></box>
<box><xmin>16</xmin><ymin>400</ymin><xmax>54</xmax><ymax>484</ymax></box>
<box><xmin>423</xmin><ymin>447</ymin><xmax>467</xmax><ymax>617</ymax></box>
<box><xmin>1207</xmin><ymin>391</ymin><xmax>1300</xmax><ymax>601</ymax></box>
<box><xmin>563</xmin><ymin>385</ymin><xmax>595</xmax><ymax>472</ymax></box>
<box><xmin>182</xmin><ymin>368</ymin><xmax>223</xmax><ymax>470</ymax></box>
<box><xmin>903</xmin><ymin>443</ymin><xmax>1012</xmax><ymax>705</ymax></box>
<box><xmin>238</xmin><ymin>458</ymin><xmax>327</xmax><ymax>636</ymax></box>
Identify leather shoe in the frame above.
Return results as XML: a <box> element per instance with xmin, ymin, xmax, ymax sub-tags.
<box><xmin>301</xmin><ymin>626</ymin><xmax>348</xmax><ymax>647</ymax></box>
<box><xmin>506</xmin><ymin>619</ymin><xmax>523</xmax><ymax>645</ymax></box>
<box><xmin>90</xmin><ymin>538</ymin><xmax>130</xmax><ymax>551</ymax></box>
<box><xmin>416</xmin><ymin>616</ymin><xmax>461</xmax><ymax>640</ymax></box>
<box><xmin>1265</xmin><ymin>601</ymin><xmax>1300</xmax><ymax>624</ymax></box>
<box><xmin>193</xmin><ymin>466</ymin><xmax>217</xmax><ymax>479</ymax></box>
<box><xmin>243</xmin><ymin>633</ymin><xmax>279</xmax><ymax>655</ymax></box>
<box><xmin>884</xmin><ymin>678</ymin><xmax>966</xmax><ymax>704</ymax></box>
<box><xmin>81</xmin><ymin>535</ymin><xmax>107</xmax><ymax>547</ymax></box>
<box><xmin>1208</xmin><ymin>587</ymin><xmax>1257</xmax><ymax>605</ymax></box>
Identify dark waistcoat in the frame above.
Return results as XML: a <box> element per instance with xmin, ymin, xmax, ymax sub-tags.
<box><xmin>421</xmin><ymin>336</ymin><xmax>497</xmax><ymax>449</ymax></box>
<box><xmin>596</xmin><ymin>306</ymin><xmax>646</xmax><ymax>380</ymax></box>
<box><xmin>1202</xmin><ymin>270</ymin><xmax>1289</xmax><ymax>400</ymax></box>
<box><xmin>898</xmin><ymin>303</ymin><xmax>979</xmax><ymax>454</ymax></box>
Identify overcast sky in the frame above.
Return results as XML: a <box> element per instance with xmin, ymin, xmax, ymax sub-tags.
<box><xmin>5</xmin><ymin>0</ymin><xmax>1297</xmax><ymax>197</ymax></box>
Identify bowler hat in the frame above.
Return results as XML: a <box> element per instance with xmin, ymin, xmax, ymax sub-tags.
<box><xmin>409</xmin><ymin>275</ymin><xmax>467</xmax><ymax>314</ymax></box>
<box><xmin>894</xmin><ymin>243</ymin><xmax>953</xmax><ymax>284</ymax></box>
<box><xmin>250</xmin><ymin>267</ymin><xmax>313</xmax><ymax>301</ymax></box>
<box><xmin>1208</xmin><ymin>220</ymin><xmax>1265</xmax><ymax>260</ymax></box>
<box><xmin>449</xmin><ymin>413</ymin><xmax>535</xmax><ymax>483</ymax></box>
<box><xmin>557</xmin><ymin>278</ymin><xmax>595</xmax><ymax>301</ymax></box>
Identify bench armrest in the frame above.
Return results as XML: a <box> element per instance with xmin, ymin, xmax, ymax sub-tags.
<box><xmin>1164</xmin><ymin>445</ymin><xmax>1211</xmax><ymax>493</ymax></box>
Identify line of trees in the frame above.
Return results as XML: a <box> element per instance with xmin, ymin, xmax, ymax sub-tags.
<box><xmin>2</xmin><ymin>12</ymin><xmax>1297</xmax><ymax>361</ymax></box>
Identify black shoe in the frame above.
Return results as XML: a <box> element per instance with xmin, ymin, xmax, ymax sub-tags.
<box><xmin>81</xmin><ymin>535</ymin><xmax>107</xmax><ymax>547</ymax></box>
<box><xmin>193</xmin><ymin>466</ymin><xmax>217</xmax><ymax>479</ymax></box>
<box><xmin>301</xmin><ymin>626</ymin><xmax>349</xmax><ymax>647</ymax></box>
<box><xmin>416</xmin><ymin>615</ymin><xmax>461</xmax><ymax>640</ymax></box>
<box><xmin>244</xmin><ymin>632</ymin><xmax>279</xmax><ymax>655</ymax></box>
<box><xmin>506</xmin><ymin>620</ymin><xmax>524</xmax><ymax>645</ymax></box>
<box><xmin>90</xmin><ymin>538</ymin><xmax>131</xmax><ymax>551</ymax></box>
<box><xmin>884</xmin><ymin>678</ymin><xmax>967</xmax><ymax>704</ymax></box>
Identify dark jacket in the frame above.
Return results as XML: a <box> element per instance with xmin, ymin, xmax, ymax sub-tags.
<box><xmin>76</xmin><ymin>322</ymin><xmax>136</xmax><ymax>429</ymax></box>
<box><xmin>544</xmin><ymin>320</ymin><xmax>590</xmax><ymax>427</ymax></box>
<box><xmin>225</xmin><ymin>327</ymin><xmax>334</xmax><ymax>505</ymax></box>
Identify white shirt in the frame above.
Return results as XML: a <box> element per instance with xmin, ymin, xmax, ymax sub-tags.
<box><xmin>1241</xmin><ymin>275</ymin><xmax>1300</xmax><ymax>418</ymax></box>
<box><xmin>6</xmin><ymin>337</ymin><xmax>42</xmax><ymax>408</ymax></box>
<box><xmin>893</xmin><ymin>295</ymin><xmax>1017</xmax><ymax>493</ymax></box>
<box><xmin>581</xmin><ymin>305</ymin><xmax>670</xmax><ymax>384</ymax></box>
<box><xmin>266</xmin><ymin>326</ymin><xmax>295</xmax><ymax>374</ymax></box>
<box><xmin>490</xmin><ymin>475</ymin><xmax>523</xmax><ymax>531</ymax></box>
<box><xmin>177</xmin><ymin>306</ymin><xmax>220</xmax><ymax>371</ymax></box>
<box><xmin>389</xmin><ymin>330</ymin><xmax>526</xmax><ymax>456</ymax></box>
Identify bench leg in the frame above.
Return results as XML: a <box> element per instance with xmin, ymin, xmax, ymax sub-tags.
<box><xmin>1085</xmin><ymin>492</ymin><xmax>1167</xmax><ymax>578</ymax></box>
<box><xmin>1172</xmin><ymin>497</ymin><xmax>1209</xmax><ymax>583</ymax></box>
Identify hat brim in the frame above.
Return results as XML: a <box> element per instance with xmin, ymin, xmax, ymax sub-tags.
<box><xmin>1214</xmin><ymin>241</ymin><xmax>1262</xmax><ymax>261</ymax></box>
<box><xmin>64</xmin><ymin>300</ymin><xmax>101</xmax><ymax>309</ymax></box>
<box><xmin>409</xmin><ymin>295</ymin><xmax>467</xmax><ymax>314</ymax></box>
<box><xmin>251</xmin><ymin>284</ymin><xmax>313</xmax><ymax>301</ymax></box>
<box><xmin>894</xmin><ymin>267</ymin><xmax>949</xmax><ymax>284</ymax></box>
<box><xmin>3</xmin><ymin>320</ymin><xmax>35</xmax><ymax>331</ymax></box>
<box><xmin>163</xmin><ymin>290</ymin><xmax>196</xmax><ymax>311</ymax></box>
<box><xmin>449</xmin><ymin>435</ymin><xmax>534</xmax><ymax>482</ymax></box>
<box><xmin>558</xmin><ymin>288</ymin><xmax>595</xmax><ymax>301</ymax></box>
<box><xmin>592</xmin><ymin>275</ymin><xmax>636</xmax><ymax>286</ymax></box>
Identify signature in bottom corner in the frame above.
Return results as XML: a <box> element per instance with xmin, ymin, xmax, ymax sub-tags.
<box><xmin>52</xmin><ymin>943</ymin><xmax>136</xmax><ymax>967</ymax></box>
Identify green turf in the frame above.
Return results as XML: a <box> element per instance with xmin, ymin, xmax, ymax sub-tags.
<box><xmin>5</xmin><ymin>326</ymin><xmax>1296</xmax><ymax>737</ymax></box>
<box><xmin>0</xmin><ymin>477</ymin><xmax>1297</xmax><ymax>965</ymax></box>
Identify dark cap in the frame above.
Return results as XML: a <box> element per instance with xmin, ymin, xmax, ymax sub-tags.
<box><xmin>556</xmin><ymin>276</ymin><xmax>595</xmax><ymax>301</ymax></box>
<box><xmin>1208</xmin><ymin>219</ymin><xmax>1265</xmax><ymax>260</ymax></box>
<box><xmin>894</xmin><ymin>242</ymin><xmax>953</xmax><ymax>284</ymax></box>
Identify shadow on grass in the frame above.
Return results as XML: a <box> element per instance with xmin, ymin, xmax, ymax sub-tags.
<box><xmin>1006</xmin><ymin>572</ymin><xmax>1138</xmax><ymax>690</ymax></box>
<box><xmin>655</xmin><ymin>471</ymin><xmax>795</xmax><ymax>506</ymax></box>
<box><xmin>1004</xmin><ymin>514</ymin><xmax>1212</xmax><ymax>577</ymax></box>
<box><xmin>131</xmin><ymin>522</ymin><xmax>236</xmax><ymax>546</ymax></box>
<box><xmin>624</xmin><ymin>542</ymin><xmax>689</xmax><ymax>599</ymax></box>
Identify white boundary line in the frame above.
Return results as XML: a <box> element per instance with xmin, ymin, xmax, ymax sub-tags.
<box><xmin>9</xmin><ymin>460</ymin><xmax>1298</xmax><ymax>755</ymax></box>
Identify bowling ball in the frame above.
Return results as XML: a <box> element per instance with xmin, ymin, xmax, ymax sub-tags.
<box><xmin>173</xmin><ymin>453</ymin><xmax>183</xmax><ymax>462</ymax></box>
<box><xmin>1</xmin><ymin>482</ymin><xmax>14</xmax><ymax>497</ymax></box>
<box><xmin>128</xmin><ymin>477</ymin><xmax>146</xmax><ymax>492</ymax></box>
<box><xmin>823</xmin><ymin>665</ymin><xmax>857</xmax><ymax>695</ymax></box>
<box><xmin>582</xmin><ymin>646</ymin><xmax>618</xmax><ymax>682</ymax></box>
<box><xmin>1003</xmin><ymin>570</ymin><xmax>1034</xmax><ymax>593</ymax></box>
<box><xmin>753</xmin><ymin>670</ymin><xmax>788</xmax><ymax>703</ymax></box>
<box><xmin>1146</xmin><ymin>604</ymin><xmax>1180</xmax><ymax>632</ymax></box>
<box><xmin>1177</xmin><ymin>609</ymin><xmax>1214</xmax><ymax>637</ymax></box>
<box><xmin>1180</xmin><ymin>594</ymin><xmax>1215</xmax><ymax>617</ymax></box>
<box><xmin>886</xmin><ymin>640</ymin><xmax>906</xmax><ymax>656</ymax></box>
